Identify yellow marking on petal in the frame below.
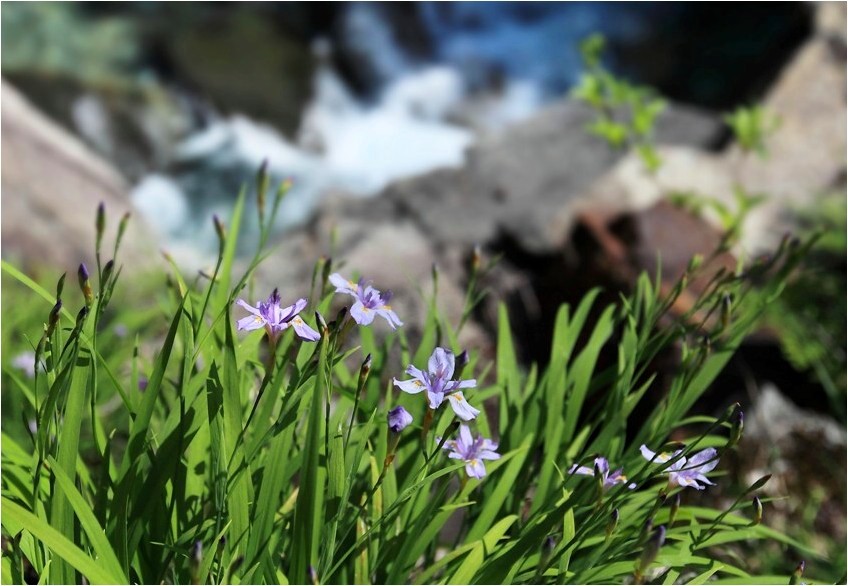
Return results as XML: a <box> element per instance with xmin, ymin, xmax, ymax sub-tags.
<box><xmin>414</xmin><ymin>381</ymin><xmax>423</xmax><ymax>387</ymax></box>
<box><xmin>452</xmin><ymin>393</ymin><xmax>464</xmax><ymax>402</ymax></box>
<box><xmin>384</xmin><ymin>304</ymin><xmax>392</xmax><ymax>310</ymax></box>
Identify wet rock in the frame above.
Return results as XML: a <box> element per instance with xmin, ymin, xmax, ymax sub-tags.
<box><xmin>164</xmin><ymin>10</ymin><xmax>315</xmax><ymax>137</ymax></box>
<box><xmin>6</xmin><ymin>71</ymin><xmax>199</xmax><ymax>182</ymax></box>
<box><xmin>382</xmin><ymin>100</ymin><xmax>722</xmax><ymax>255</ymax></box>
<box><xmin>1</xmin><ymin>80</ymin><xmax>158</xmax><ymax>274</ymax></box>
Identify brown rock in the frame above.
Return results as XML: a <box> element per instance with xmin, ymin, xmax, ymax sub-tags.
<box><xmin>1</xmin><ymin>80</ymin><xmax>158</xmax><ymax>275</ymax></box>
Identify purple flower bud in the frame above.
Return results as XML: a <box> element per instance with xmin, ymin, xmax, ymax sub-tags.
<box><xmin>606</xmin><ymin>508</ymin><xmax>619</xmax><ymax>537</ymax></box>
<box><xmin>78</xmin><ymin>263</ymin><xmax>93</xmax><ymax>305</ymax></box>
<box><xmin>638</xmin><ymin>525</ymin><xmax>666</xmax><ymax>573</ymax></box>
<box><xmin>138</xmin><ymin>377</ymin><xmax>149</xmax><ymax>392</ymax></box>
<box><xmin>308</xmin><ymin>566</ymin><xmax>318</xmax><ymax>585</ymax></box>
<box><xmin>388</xmin><ymin>406</ymin><xmax>413</xmax><ymax>433</ymax></box>
<box><xmin>191</xmin><ymin>540</ymin><xmax>202</xmax><ymax>565</ymax></box>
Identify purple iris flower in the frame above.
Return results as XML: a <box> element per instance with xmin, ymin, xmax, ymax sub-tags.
<box><xmin>569</xmin><ymin>457</ymin><xmax>637</xmax><ymax>489</ymax></box>
<box><xmin>235</xmin><ymin>289</ymin><xmax>320</xmax><ymax>341</ymax></box>
<box><xmin>640</xmin><ymin>444</ymin><xmax>719</xmax><ymax>490</ymax></box>
<box><xmin>387</xmin><ymin>406</ymin><xmax>413</xmax><ymax>433</ymax></box>
<box><xmin>329</xmin><ymin>273</ymin><xmax>403</xmax><ymax>329</ymax></box>
<box><xmin>438</xmin><ymin>425</ymin><xmax>501</xmax><ymax>479</ymax></box>
<box><xmin>393</xmin><ymin>347</ymin><xmax>480</xmax><ymax>421</ymax></box>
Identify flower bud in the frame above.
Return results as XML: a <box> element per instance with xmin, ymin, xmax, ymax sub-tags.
<box><xmin>358</xmin><ymin>354</ymin><xmax>372</xmax><ymax>390</ymax></box>
<box><xmin>789</xmin><ymin>560</ymin><xmax>805</xmax><ymax>585</ymax></box>
<box><xmin>46</xmin><ymin>300</ymin><xmax>63</xmax><ymax>337</ymax></box>
<box><xmin>75</xmin><ymin>306</ymin><xmax>89</xmax><ymax>327</ymax></box>
<box><xmin>668</xmin><ymin>491</ymin><xmax>681</xmax><ymax>521</ymax></box>
<box><xmin>256</xmin><ymin>159</ymin><xmax>269</xmax><ymax>224</ymax></box>
<box><xmin>471</xmin><ymin>244</ymin><xmax>483</xmax><ymax>272</ymax></box>
<box><xmin>315</xmin><ymin>311</ymin><xmax>328</xmax><ymax>336</ymax></box>
<box><xmin>101</xmin><ymin>260</ymin><xmax>115</xmax><ymax>286</ymax></box>
<box><xmin>637</xmin><ymin>525</ymin><xmax>666</xmax><ymax>574</ymax></box>
<box><xmin>720</xmin><ymin>293</ymin><xmax>733</xmax><ymax>330</ymax></box>
<box><xmin>387</xmin><ymin>406</ymin><xmax>413</xmax><ymax>434</ymax></box>
<box><xmin>55</xmin><ymin>272</ymin><xmax>67</xmax><ymax>300</ymax></box>
<box><xmin>727</xmin><ymin>406</ymin><xmax>744</xmax><ymax>448</ymax></box>
<box><xmin>95</xmin><ymin>202</ymin><xmax>106</xmax><ymax>251</ymax></box>
<box><xmin>752</xmin><ymin>496</ymin><xmax>763</xmax><ymax>526</ymax></box>
<box><xmin>455</xmin><ymin>350</ymin><xmax>470</xmax><ymax>378</ymax></box>
<box><xmin>213</xmin><ymin>214</ymin><xmax>226</xmax><ymax>248</ymax></box>
<box><xmin>606</xmin><ymin>508</ymin><xmax>619</xmax><ymax>538</ymax></box>
<box><xmin>308</xmin><ymin>565</ymin><xmax>318</xmax><ymax>586</ymax></box>
<box><xmin>78</xmin><ymin>263</ymin><xmax>93</xmax><ymax>306</ymax></box>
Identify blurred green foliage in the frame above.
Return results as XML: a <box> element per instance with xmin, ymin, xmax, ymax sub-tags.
<box><xmin>1</xmin><ymin>3</ymin><xmax>139</xmax><ymax>84</ymax></box>
<box><xmin>762</xmin><ymin>193</ymin><xmax>847</xmax><ymax>420</ymax></box>
<box><xmin>571</xmin><ymin>33</ymin><xmax>666</xmax><ymax>173</ymax></box>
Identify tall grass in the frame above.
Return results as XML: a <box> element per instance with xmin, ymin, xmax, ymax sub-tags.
<box><xmin>1</xmin><ymin>177</ymin><xmax>820</xmax><ymax>584</ymax></box>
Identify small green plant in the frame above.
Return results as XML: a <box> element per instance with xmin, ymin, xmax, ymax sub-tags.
<box><xmin>571</xmin><ymin>34</ymin><xmax>666</xmax><ymax>173</ymax></box>
<box><xmin>0</xmin><ymin>161</ymin><xmax>823</xmax><ymax>584</ymax></box>
<box><xmin>724</xmin><ymin>105</ymin><xmax>781</xmax><ymax>158</ymax></box>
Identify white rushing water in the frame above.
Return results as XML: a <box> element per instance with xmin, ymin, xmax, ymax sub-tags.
<box><xmin>130</xmin><ymin>3</ymin><xmax>624</xmax><ymax>263</ymax></box>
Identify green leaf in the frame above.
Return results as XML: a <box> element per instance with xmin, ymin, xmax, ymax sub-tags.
<box><xmin>1</xmin><ymin>498</ymin><xmax>125</xmax><ymax>585</ymax></box>
<box><xmin>46</xmin><ymin>456</ymin><xmax>128</xmax><ymax>583</ymax></box>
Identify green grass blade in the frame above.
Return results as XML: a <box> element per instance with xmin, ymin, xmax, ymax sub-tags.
<box><xmin>2</xmin><ymin>498</ymin><xmax>125</xmax><ymax>585</ymax></box>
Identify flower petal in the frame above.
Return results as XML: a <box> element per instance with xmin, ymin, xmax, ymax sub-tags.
<box><xmin>428</xmin><ymin>347</ymin><xmax>455</xmax><ymax>379</ymax></box>
<box><xmin>427</xmin><ymin>390</ymin><xmax>445</xmax><ymax>410</ymax></box>
<box><xmin>687</xmin><ymin>448</ymin><xmax>719</xmax><ymax>473</ymax></box>
<box><xmin>377</xmin><ymin>308</ymin><xmax>403</xmax><ymax>329</ymax></box>
<box><xmin>640</xmin><ymin>444</ymin><xmax>674</xmax><ymax>464</ymax></box>
<box><xmin>570</xmin><ymin>464</ymin><xmax>594</xmax><ymax>476</ymax></box>
<box><xmin>479</xmin><ymin>450</ymin><xmax>500</xmax><ymax>461</ymax></box>
<box><xmin>329</xmin><ymin>273</ymin><xmax>358</xmax><ymax>294</ymax></box>
<box><xmin>458</xmin><ymin>424</ymin><xmax>474</xmax><ymax>450</ymax></box>
<box><xmin>350</xmin><ymin>301</ymin><xmax>376</xmax><ymax>326</ymax></box>
<box><xmin>394</xmin><ymin>378</ymin><xmax>426</xmax><ymax>395</ymax></box>
<box><xmin>236</xmin><ymin>299</ymin><xmax>261</xmax><ymax>315</ymax></box>
<box><xmin>447</xmin><ymin>392</ymin><xmax>480</xmax><ymax>421</ymax></box>
<box><xmin>291</xmin><ymin>316</ymin><xmax>320</xmax><ymax>341</ymax></box>
<box><xmin>466</xmin><ymin>459</ymin><xmax>487</xmax><ymax>479</ymax></box>
<box><xmin>237</xmin><ymin>314</ymin><xmax>267</xmax><ymax>331</ymax></box>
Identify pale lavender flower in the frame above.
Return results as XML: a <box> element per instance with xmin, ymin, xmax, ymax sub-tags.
<box><xmin>569</xmin><ymin>456</ymin><xmax>637</xmax><ymax>489</ymax></box>
<box><xmin>235</xmin><ymin>289</ymin><xmax>320</xmax><ymax>341</ymax></box>
<box><xmin>393</xmin><ymin>347</ymin><xmax>480</xmax><ymax>421</ymax></box>
<box><xmin>12</xmin><ymin>351</ymin><xmax>36</xmax><ymax>378</ymax></box>
<box><xmin>329</xmin><ymin>273</ymin><xmax>403</xmax><ymax>329</ymax></box>
<box><xmin>439</xmin><ymin>424</ymin><xmax>500</xmax><ymax>479</ymax></box>
<box><xmin>640</xmin><ymin>444</ymin><xmax>719</xmax><ymax>490</ymax></box>
<box><xmin>388</xmin><ymin>406</ymin><xmax>413</xmax><ymax>433</ymax></box>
